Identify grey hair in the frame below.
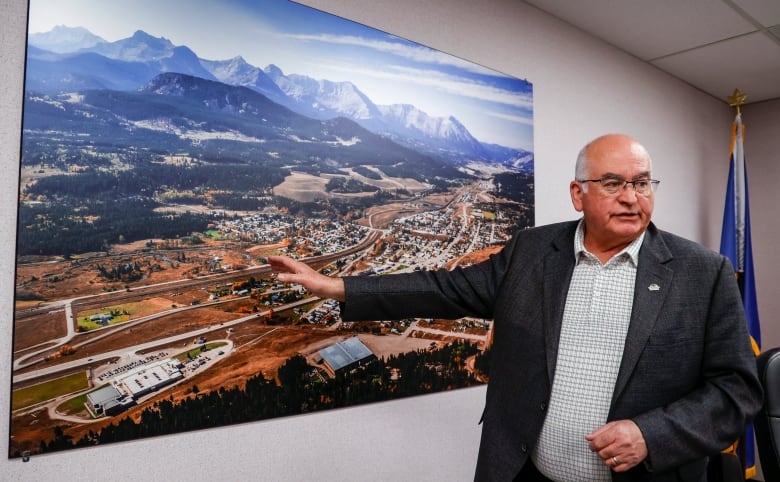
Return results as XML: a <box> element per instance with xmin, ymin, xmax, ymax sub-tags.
<box><xmin>575</xmin><ymin>143</ymin><xmax>590</xmax><ymax>181</ymax></box>
<box><xmin>575</xmin><ymin>142</ymin><xmax>591</xmax><ymax>191</ymax></box>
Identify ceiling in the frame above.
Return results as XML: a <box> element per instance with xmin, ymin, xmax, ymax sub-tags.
<box><xmin>524</xmin><ymin>0</ymin><xmax>780</xmax><ymax>106</ymax></box>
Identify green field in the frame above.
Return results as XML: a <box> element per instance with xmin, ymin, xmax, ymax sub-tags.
<box><xmin>57</xmin><ymin>393</ymin><xmax>91</xmax><ymax>416</ymax></box>
<box><xmin>176</xmin><ymin>342</ymin><xmax>228</xmax><ymax>361</ymax></box>
<box><xmin>76</xmin><ymin>299</ymin><xmax>171</xmax><ymax>331</ymax></box>
<box><xmin>12</xmin><ymin>371</ymin><xmax>89</xmax><ymax>411</ymax></box>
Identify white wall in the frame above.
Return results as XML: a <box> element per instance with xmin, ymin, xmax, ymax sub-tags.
<box><xmin>1</xmin><ymin>0</ymin><xmax>764</xmax><ymax>480</ymax></box>
<box><xmin>742</xmin><ymin>99</ymin><xmax>780</xmax><ymax>354</ymax></box>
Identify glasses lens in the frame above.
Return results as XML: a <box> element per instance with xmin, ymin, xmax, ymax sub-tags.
<box><xmin>634</xmin><ymin>180</ymin><xmax>650</xmax><ymax>194</ymax></box>
<box><xmin>600</xmin><ymin>179</ymin><xmax>622</xmax><ymax>193</ymax></box>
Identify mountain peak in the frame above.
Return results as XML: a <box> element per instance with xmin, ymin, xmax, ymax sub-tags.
<box><xmin>51</xmin><ymin>25</ymin><xmax>94</xmax><ymax>36</ymax></box>
<box><xmin>220</xmin><ymin>56</ymin><xmax>251</xmax><ymax>73</ymax></box>
<box><xmin>263</xmin><ymin>64</ymin><xmax>285</xmax><ymax>80</ymax></box>
<box><xmin>28</xmin><ymin>25</ymin><xmax>106</xmax><ymax>53</ymax></box>
<box><xmin>446</xmin><ymin>116</ymin><xmax>466</xmax><ymax>129</ymax></box>
<box><xmin>198</xmin><ymin>58</ymin><xmax>290</xmax><ymax>110</ymax></box>
<box><xmin>83</xmin><ymin>30</ymin><xmax>192</xmax><ymax>67</ymax></box>
<box><xmin>140</xmin><ymin>72</ymin><xmax>202</xmax><ymax>95</ymax></box>
<box><xmin>128</xmin><ymin>30</ymin><xmax>175</xmax><ymax>50</ymax></box>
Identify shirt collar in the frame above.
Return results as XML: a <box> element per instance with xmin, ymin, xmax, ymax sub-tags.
<box><xmin>574</xmin><ymin>218</ymin><xmax>645</xmax><ymax>266</ymax></box>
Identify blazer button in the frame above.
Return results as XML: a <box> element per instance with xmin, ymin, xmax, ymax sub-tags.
<box><xmin>540</xmin><ymin>401</ymin><xmax>547</xmax><ymax>411</ymax></box>
<box><xmin>521</xmin><ymin>443</ymin><xmax>528</xmax><ymax>453</ymax></box>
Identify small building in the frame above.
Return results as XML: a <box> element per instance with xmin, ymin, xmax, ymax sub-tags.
<box><xmin>318</xmin><ymin>336</ymin><xmax>376</xmax><ymax>375</ymax></box>
<box><xmin>86</xmin><ymin>385</ymin><xmax>134</xmax><ymax>416</ymax></box>
<box><xmin>89</xmin><ymin>314</ymin><xmax>113</xmax><ymax>325</ymax></box>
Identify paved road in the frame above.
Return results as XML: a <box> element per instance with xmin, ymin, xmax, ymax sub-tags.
<box><xmin>13</xmin><ymin>297</ymin><xmax>317</xmax><ymax>384</ymax></box>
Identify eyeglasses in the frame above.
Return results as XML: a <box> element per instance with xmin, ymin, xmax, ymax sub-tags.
<box><xmin>577</xmin><ymin>177</ymin><xmax>660</xmax><ymax>196</ymax></box>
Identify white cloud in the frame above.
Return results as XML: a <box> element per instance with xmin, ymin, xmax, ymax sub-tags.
<box><xmin>324</xmin><ymin>62</ymin><xmax>532</xmax><ymax>111</ymax></box>
<box><xmin>285</xmin><ymin>32</ymin><xmax>498</xmax><ymax>76</ymax></box>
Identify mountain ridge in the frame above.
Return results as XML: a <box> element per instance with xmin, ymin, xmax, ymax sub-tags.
<box><xmin>27</xmin><ymin>26</ymin><xmax>532</xmax><ymax>171</ymax></box>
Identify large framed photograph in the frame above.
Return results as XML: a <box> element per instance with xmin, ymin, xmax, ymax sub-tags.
<box><xmin>11</xmin><ymin>0</ymin><xmax>533</xmax><ymax>457</ymax></box>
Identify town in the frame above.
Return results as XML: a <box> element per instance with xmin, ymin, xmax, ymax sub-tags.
<box><xmin>10</xmin><ymin>177</ymin><xmax>528</xmax><ymax>457</ymax></box>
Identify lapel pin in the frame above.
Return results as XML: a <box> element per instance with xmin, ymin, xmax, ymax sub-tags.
<box><xmin>648</xmin><ymin>283</ymin><xmax>660</xmax><ymax>291</ymax></box>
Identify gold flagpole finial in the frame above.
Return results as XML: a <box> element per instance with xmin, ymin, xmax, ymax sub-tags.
<box><xmin>727</xmin><ymin>88</ymin><xmax>747</xmax><ymax>115</ymax></box>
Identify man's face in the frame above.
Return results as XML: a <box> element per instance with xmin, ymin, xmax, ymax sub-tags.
<box><xmin>570</xmin><ymin>135</ymin><xmax>654</xmax><ymax>249</ymax></box>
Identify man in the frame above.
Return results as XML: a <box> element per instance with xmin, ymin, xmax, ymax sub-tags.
<box><xmin>269</xmin><ymin>134</ymin><xmax>762</xmax><ymax>481</ymax></box>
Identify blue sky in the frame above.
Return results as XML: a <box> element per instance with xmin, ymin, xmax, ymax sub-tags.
<box><xmin>28</xmin><ymin>0</ymin><xmax>533</xmax><ymax>151</ymax></box>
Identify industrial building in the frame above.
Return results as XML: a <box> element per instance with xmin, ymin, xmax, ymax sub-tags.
<box><xmin>86</xmin><ymin>358</ymin><xmax>185</xmax><ymax>416</ymax></box>
<box><xmin>318</xmin><ymin>336</ymin><xmax>376</xmax><ymax>375</ymax></box>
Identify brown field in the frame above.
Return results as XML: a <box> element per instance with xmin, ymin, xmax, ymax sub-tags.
<box><xmin>341</xmin><ymin>167</ymin><xmax>431</xmax><ymax>193</ymax></box>
<box><xmin>445</xmin><ymin>245</ymin><xmax>503</xmax><ymax>269</ymax></box>
<box><xmin>13</xmin><ymin>311</ymin><xmax>67</xmax><ymax>353</ymax></box>
<box><xmin>273</xmin><ymin>172</ymin><xmax>331</xmax><ymax>202</ymax></box>
<box><xmin>274</xmin><ymin>170</ymin><xmax>432</xmax><ymax>204</ymax></box>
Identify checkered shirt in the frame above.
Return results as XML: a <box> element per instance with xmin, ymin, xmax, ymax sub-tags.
<box><xmin>532</xmin><ymin>220</ymin><xmax>645</xmax><ymax>482</ymax></box>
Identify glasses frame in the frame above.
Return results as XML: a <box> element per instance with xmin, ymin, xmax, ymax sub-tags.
<box><xmin>577</xmin><ymin>177</ymin><xmax>660</xmax><ymax>195</ymax></box>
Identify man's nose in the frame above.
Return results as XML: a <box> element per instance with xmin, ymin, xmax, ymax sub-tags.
<box><xmin>617</xmin><ymin>183</ymin><xmax>639</xmax><ymax>201</ymax></box>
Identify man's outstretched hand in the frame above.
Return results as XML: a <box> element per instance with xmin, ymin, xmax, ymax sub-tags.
<box><xmin>267</xmin><ymin>255</ymin><xmax>346</xmax><ymax>301</ymax></box>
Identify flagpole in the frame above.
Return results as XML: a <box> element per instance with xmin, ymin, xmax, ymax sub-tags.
<box><xmin>724</xmin><ymin>87</ymin><xmax>757</xmax><ymax>480</ymax></box>
<box><xmin>727</xmin><ymin>88</ymin><xmax>747</xmax><ymax>115</ymax></box>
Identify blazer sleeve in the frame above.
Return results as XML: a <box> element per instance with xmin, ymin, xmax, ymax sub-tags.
<box><xmin>340</xmin><ymin>227</ymin><xmax>530</xmax><ymax>321</ymax></box>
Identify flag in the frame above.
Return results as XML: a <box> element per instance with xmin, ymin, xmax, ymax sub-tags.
<box><xmin>719</xmin><ymin>112</ymin><xmax>761</xmax><ymax>479</ymax></box>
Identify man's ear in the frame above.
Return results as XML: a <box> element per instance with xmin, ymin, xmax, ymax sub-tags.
<box><xmin>570</xmin><ymin>181</ymin><xmax>584</xmax><ymax>212</ymax></box>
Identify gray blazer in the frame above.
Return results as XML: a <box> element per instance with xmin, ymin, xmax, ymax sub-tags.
<box><xmin>342</xmin><ymin>221</ymin><xmax>762</xmax><ymax>481</ymax></box>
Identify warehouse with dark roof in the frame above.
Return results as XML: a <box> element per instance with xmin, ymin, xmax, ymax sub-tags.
<box><xmin>318</xmin><ymin>336</ymin><xmax>376</xmax><ymax>375</ymax></box>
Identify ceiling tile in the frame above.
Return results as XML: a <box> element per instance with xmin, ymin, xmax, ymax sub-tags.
<box><xmin>525</xmin><ymin>0</ymin><xmax>756</xmax><ymax>60</ymax></box>
<box><xmin>651</xmin><ymin>32</ymin><xmax>780</xmax><ymax>103</ymax></box>
<box><xmin>731</xmin><ymin>0</ymin><xmax>780</xmax><ymax>27</ymax></box>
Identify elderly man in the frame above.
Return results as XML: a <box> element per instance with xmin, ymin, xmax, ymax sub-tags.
<box><xmin>269</xmin><ymin>134</ymin><xmax>762</xmax><ymax>482</ymax></box>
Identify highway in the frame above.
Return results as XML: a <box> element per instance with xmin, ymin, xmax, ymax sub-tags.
<box><xmin>13</xmin><ymin>297</ymin><xmax>317</xmax><ymax>384</ymax></box>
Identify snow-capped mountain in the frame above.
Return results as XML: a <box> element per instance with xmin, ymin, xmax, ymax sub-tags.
<box><xmin>377</xmin><ymin>104</ymin><xmax>484</xmax><ymax>158</ymax></box>
<box><xmin>89</xmin><ymin>30</ymin><xmax>176</xmax><ymax>62</ymax></box>
<box><xmin>26</xmin><ymin>26</ymin><xmax>532</xmax><ymax>170</ymax></box>
<box><xmin>263</xmin><ymin>65</ymin><xmax>382</xmax><ymax>123</ymax></box>
<box><xmin>28</xmin><ymin>28</ymin><xmax>215</xmax><ymax>83</ymax></box>
<box><xmin>200</xmin><ymin>57</ymin><xmax>291</xmax><ymax>109</ymax></box>
<box><xmin>89</xmin><ymin>30</ymin><xmax>215</xmax><ymax>80</ymax></box>
<box><xmin>259</xmin><ymin>67</ymin><xmax>494</xmax><ymax>163</ymax></box>
<box><xmin>28</xmin><ymin>25</ymin><xmax>106</xmax><ymax>53</ymax></box>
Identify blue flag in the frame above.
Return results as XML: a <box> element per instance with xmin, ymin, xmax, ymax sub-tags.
<box><xmin>719</xmin><ymin>112</ymin><xmax>760</xmax><ymax>479</ymax></box>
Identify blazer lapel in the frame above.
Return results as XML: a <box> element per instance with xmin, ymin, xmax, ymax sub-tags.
<box><xmin>543</xmin><ymin>226</ymin><xmax>577</xmax><ymax>384</ymax></box>
<box><xmin>611</xmin><ymin>226</ymin><xmax>674</xmax><ymax>405</ymax></box>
